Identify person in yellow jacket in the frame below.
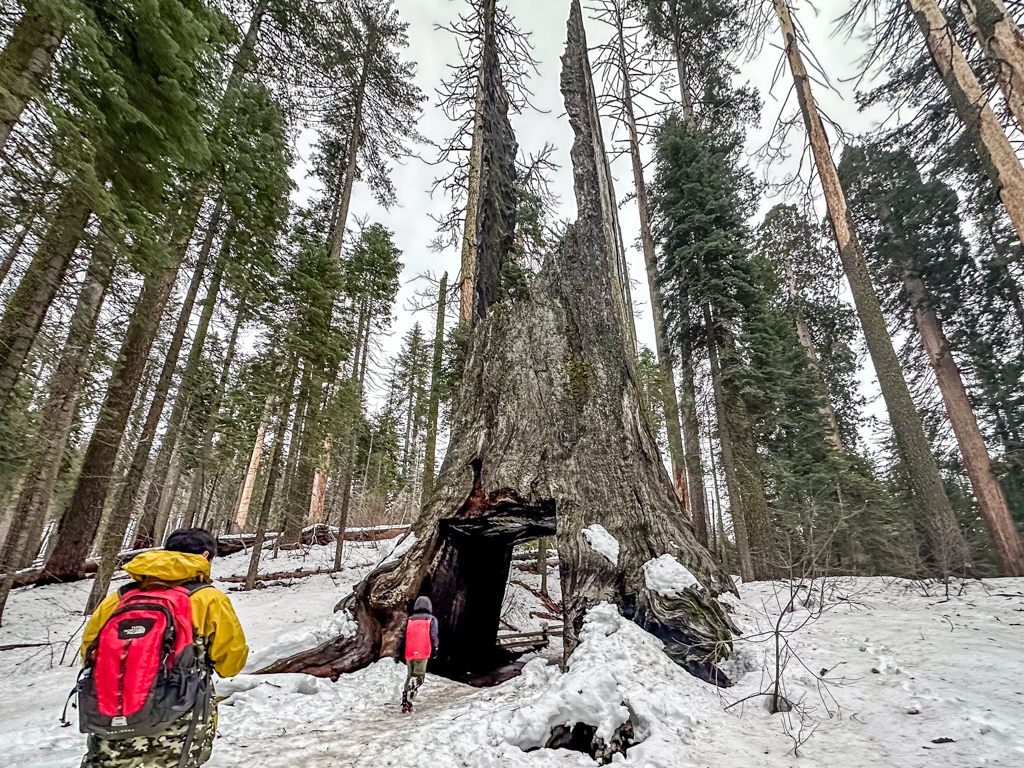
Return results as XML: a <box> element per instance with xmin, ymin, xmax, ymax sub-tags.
<box><xmin>80</xmin><ymin>528</ymin><xmax>248</xmax><ymax>768</ymax></box>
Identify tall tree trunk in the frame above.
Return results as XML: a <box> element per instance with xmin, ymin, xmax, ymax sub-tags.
<box><xmin>182</xmin><ymin>302</ymin><xmax>244</xmax><ymax>530</ymax></box>
<box><xmin>610</xmin><ymin>2</ymin><xmax>692</xmax><ymax>519</ymax></box>
<box><xmin>781</xmin><ymin>252</ymin><xmax>844</xmax><ymax>451</ymax></box>
<box><xmin>667</xmin><ymin>2</ymin><xmax>711</xmax><ymax>544</ymax></box>
<box><xmin>907</xmin><ymin>0</ymin><xmax>1024</xmax><ymax>245</ymax></box>
<box><xmin>43</xmin><ymin>206</ymin><xmax>200</xmax><ymax>581</ymax></box>
<box><xmin>133</xmin><ymin>251</ymin><xmax>226</xmax><ymax>548</ymax></box>
<box><xmin>0</xmin><ymin>188</ymin><xmax>89</xmax><ymax>415</ymax></box>
<box><xmin>959</xmin><ymin>0</ymin><xmax>1024</xmax><ymax>133</ymax></box>
<box><xmin>903</xmin><ymin>272</ymin><xmax>1024</xmax><ymax>575</ymax></box>
<box><xmin>153</xmin><ymin>442</ymin><xmax>184</xmax><ymax>546</ymax></box>
<box><xmin>0</xmin><ymin>4</ymin><xmax>64</xmax><ymax>156</ymax></box>
<box><xmin>105</xmin><ymin>198</ymin><xmax>222</xmax><ymax>549</ymax></box>
<box><xmin>421</xmin><ymin>273</ymin><xmax>448</xmax><ymax>504</ymax></box>
<box><xmin>705</xmin><ymin>305</ymin><xmax>754</xmax><ymax>582</ymax></box>
<box><xmin>263</xmin><ymin>2</ymin><xmax>735</xmax><ymax>683</ymax></box>
<box><xmin>332</xmin><ymin>318</ymin><xmax>373</xmax><ymax>571</ymax></box>
<box><xmin>281</xmin><ymin>366</ymin><xmax>321</xmax><ymax>544</ymax></box>
<box><xmin>0</xmin><ymin>181</ymin><xmax>52</xmax><ymax>288</ymax></box>
<box><xmin>0</xmin><ymin>236</ymin><xmax>114</xmax><ymax>622</ymax></box>
<box><xmin>234</xmin><ymin>396</ymin><xmax>272</xmax><ymax>531</ymax></box>
<box><xmin>706</xmin><ymin>423</ymin><xmax>729</xmax><ymax>572</ymax></box>
<box><xmin>459</xmin><ymin>80</ymin><xmax>487</xmax><ymax>324</ymax></box>
<box><xmin>328</xmin><ymin>56</ymin><xmax>369</xmax><ymax>263</ymax></box>
<box><xmin>774</xmin><ymin>0</ymin><xmax>970</xmax><ymax>575</ymax></box>
<box><xmin>245</xmin><ymin>377</ymin><xmax>295</xmax><ymax>591</ymax></box>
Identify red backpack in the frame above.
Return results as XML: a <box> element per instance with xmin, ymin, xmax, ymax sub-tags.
<box><xmin>73</xmin><ymin>582</ymin><xmax>212</xmax><ymax>739</ymax></box>
<box><xmin>405</xmin><ymin>617</ymin><xmax>433</xmax><ymax>660</ymax></box>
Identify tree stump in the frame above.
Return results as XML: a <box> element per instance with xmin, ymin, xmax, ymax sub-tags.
<box><xmin>258</xmin><ymin>0</ymin><xmax>736</xmax><ymax>686</ymax></box>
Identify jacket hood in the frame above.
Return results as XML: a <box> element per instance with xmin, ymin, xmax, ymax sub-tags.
<box><xmin>413</xmin><ymin>596</ymin><xmax>432</xmax><ymax>614</ymax></box>
<box><xmin>122</xmin><ymin>550</ymin><xmax>212</xmax><ymax>584</ymax></box>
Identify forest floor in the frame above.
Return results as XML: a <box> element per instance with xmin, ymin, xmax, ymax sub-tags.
<box><xmin>1</xmin><ymin>538</ymin><xmax>1022</xmax><ymax>767</ymax></box>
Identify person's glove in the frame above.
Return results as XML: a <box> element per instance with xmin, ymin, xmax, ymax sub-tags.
<box><xmin>393</xmin><ymin>654</ymin><xmax>402</xmax><ymax>664</ymax></box>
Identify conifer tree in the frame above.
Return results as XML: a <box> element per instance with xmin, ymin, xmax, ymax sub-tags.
<box><xmin>766</xmin><ymin>0</ymin><xmax>970</xmax><ymax>575</ymax></box>
<box><xmin>840</xmin><ymin>144</ymin><xmax>1024</xmax><ymax>575</ymax></box>
<box><xmin>651</xmin><ymin>114</ymin><xmax>778</xmax><ymax>580</ymax></box>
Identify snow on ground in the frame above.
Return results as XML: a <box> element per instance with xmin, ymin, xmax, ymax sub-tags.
<box><xmin>1</xmin><ymin>541</ymin><xmax>1023</xmax><ymax>767</ymax></box>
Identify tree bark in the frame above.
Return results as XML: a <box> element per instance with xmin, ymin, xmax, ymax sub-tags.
<box><xmin>907</xmin><ymin>0</ymin><xmax>1024</xmax><ymax>245</ymax></box>
<box><xmin>106</xmin><ymin>198</ymin><xmax>222</xmax><ymax>550</ymax></box>
<box><xmin>0</xmin><ymin>236</ymin><xmax>115</xmax><ymax>622</ymax></box>
<box><xmin>774</xmin><ymin>0</ymin><xmax>970</xmax><ymax>575</ymax></box>
<box><xmin>610</xmin><ymin>1</ymin><xmax>691</xmax><ymax>519</ymax></box>
<box><xmin>328</xmin><ymin>54</ymin><xmax>369</xmax><ymax>264</ymax></box>
<box><xmin>704</xmin><ymin>305</ymin><xmax>754</xmax><ymax>582</ymax></box>
<box><xmin>903</xmin><ymin>272</ymin><xmax>1024</xmax><ymax>575</ymax></box>
<box><xmin>43</xmin><ymin>204</ymin><xmax>199</xmax><ymax>581</ymax></box>
<box><xmin>0</xmin><ymin>188</ymin><xmax>89</xmax><ymax>416</ymax></box>
<box><xmin>133</xmin><ymin>253</ymin><xmax>225</xmax><ymax>548</ymax></box>
<box><xmin>421</xmin><ymin>273</ymin><xmax>448</xmax><ymax>504</ymax></box>
<box><xmin>959</xmin><ymin>0</ymin><xmax>1024</xmax><ymax>133</ymax></box>
<box><xmin>0</xmin><ymin>4</ymin><xmax>65</xmax><ymax>156</ymax></box>
<box><xmin>182</xmin><ymin>301</ymin><xmax>244</xmax><ymax>529</ymax></box>
<box><xmin>234</xmin><ymin>397</ymin><xmax>272</xmax><ymax>530</ymax></box>
<box><xmin>459</xmin><ymin>80</ymin><xmax>486</xmax><ymax>324</ymax></box>
<box><xmin>261</xmin><ymin>2</ymin><xmax>735</xmax><ymax>685</ymax></box>
<box><xmin>245</xmin><ymin>379</ymin><xmax>294</xmax><ymax>591</ymax></box>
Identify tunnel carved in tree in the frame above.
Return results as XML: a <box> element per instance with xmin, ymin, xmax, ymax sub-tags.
<box><xmin>257</xmin><ymin>0</ymin><xmax>736</xmax><ymax>687</ymax></box>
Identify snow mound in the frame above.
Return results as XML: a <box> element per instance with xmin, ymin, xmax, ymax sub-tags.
<box><xmin>581</xmin><ymin>524</ymin><xmax>619</xmax><ymax>565</ymax></box>
<box><xmin>245</xmin><ymin>609</ymin><xmax>356</xmax><ymax>670</ymax></box>
<box><xmin>642</xmin><ymin>554</ymin><xmax>699</xmax><ymax>596</ymax></box>
<box><xmin>502</xmin><ymin>603</ymin><xmax>714</xmax><ymax>764</ymax></box>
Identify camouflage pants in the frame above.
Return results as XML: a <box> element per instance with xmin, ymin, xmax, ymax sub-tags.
<box><xmin>81</xmin><ymin>702</ymin><xmax>218</xmax><ymax>768</ymax></box>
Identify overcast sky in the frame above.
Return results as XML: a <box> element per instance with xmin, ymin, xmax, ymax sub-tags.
<box><xmin>291</xmin><ymin>0</ymin><xmax>890</xmax><ymax>425</ymax></box>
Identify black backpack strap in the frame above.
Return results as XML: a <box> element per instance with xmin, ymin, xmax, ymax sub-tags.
<box><xmin>117</xmin><ymin>581</ymin><xmax>141</xmax><ymax>597</ymax></box>
<box><xmin>183</xmin><ymin>581</ymin><xmax>214</xmax><ymax>595</ymax></box>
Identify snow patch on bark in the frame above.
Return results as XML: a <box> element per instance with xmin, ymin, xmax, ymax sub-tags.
<box><xmin>642</xmin><ymin>554</ymin><xmax>699</xmax><ymax>596</ymax></box>
<box><xmin>245</xmin><ymin>610</ymin><xmax>356</xmax><ymax>671</ymax></box>
<box><xmin>581</xmin><ymin>524</ymin><xmax>619</xmax><ymax>565</ymax></box>
<box><xmin>376</xmin><ymin>531</ymin><xmax>418</xmax><ymax>567</ymax></box>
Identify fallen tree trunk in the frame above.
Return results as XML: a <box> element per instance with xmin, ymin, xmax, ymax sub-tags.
<box><xmin>258</xmin><ymin>0</ymin><xmax>735</xmax><ymax>686</ymax></box>
<box><xmin>11</xmin><ymin>535</ymin><xmax>270</xmax><ymax>587</ymax></box>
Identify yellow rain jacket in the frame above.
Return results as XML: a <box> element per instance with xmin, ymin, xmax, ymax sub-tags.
<box><xmin>81</xmin><ymin>551</ymin><xmax>249</xmax><ymax>677</ymax></box>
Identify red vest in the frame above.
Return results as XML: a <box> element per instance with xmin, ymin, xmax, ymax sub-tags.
<box><xmin>405</xmin><ymin>617</ymin><xmax>432</xmax><ymax>660</ymax></box>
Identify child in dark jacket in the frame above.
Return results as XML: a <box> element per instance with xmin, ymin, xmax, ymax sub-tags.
<box><xmin>397</xmin><ymin>596</ymin><xmax>439</xmax><ymax>712</ymax></box>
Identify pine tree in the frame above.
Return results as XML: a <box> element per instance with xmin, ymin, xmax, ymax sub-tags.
<box><xmin>313</xmin><ymin>0</ymin><xmax>424</xmax><ymax>262</ymax></box>
<box><xmin>840</xmin><ymin>143</ymin><xmax>1024</xmax><ymax>575</ymax></box>
<box><xmin>651</xmin><ymin>114</ymin><xmax>778</xmax><ymax>580</ymax></box>
<box><xmin>768</xmin><ymin>0</ymin><xmax>970</xmax><ymax>575</ymax></box>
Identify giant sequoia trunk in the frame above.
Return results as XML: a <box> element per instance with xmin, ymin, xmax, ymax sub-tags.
<box><xmin>903</xmin><ymin>273</ymin><xmax>1024</xmax><ymax>575</ymax></box>
<box><xmin>260</xmin><ymin>1</ymin><xmax>735</xmax><ymax>686</ymax></box>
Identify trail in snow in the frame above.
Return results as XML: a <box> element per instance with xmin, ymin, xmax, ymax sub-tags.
<box><xmin>1</xmin><ymin>541</ymin><xmax>1022</xmax><ymax>767</ymax></box>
